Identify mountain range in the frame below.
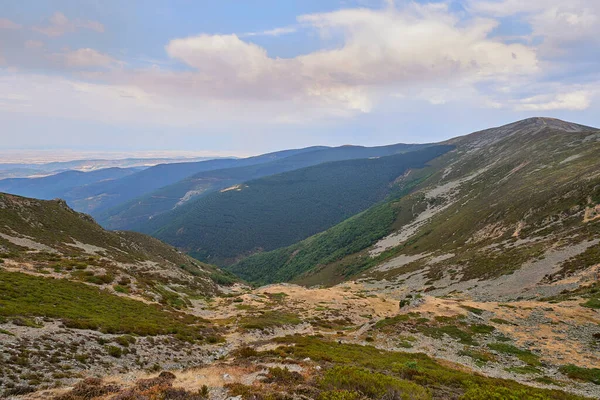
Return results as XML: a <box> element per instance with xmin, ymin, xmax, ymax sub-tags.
<box><xmin>1</xmin><ymin>117</ymin><xmax>599</xmax><ymax>399</ymax></box>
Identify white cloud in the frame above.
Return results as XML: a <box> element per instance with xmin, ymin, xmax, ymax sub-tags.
<box><xmin>0</xmin><ymin>18</ymin><xmax>21</xmax><ymax>30</ymax></box>
<box><xmin>516</xmin><ymin>90</ymin><xmax>593</xmax><ymax>111</ymax></box>
<box><xmin>63</xmin><ymin>48</ymin><xmax>115</xmax><ymax>68</ymax></box>
<box><xmin>470</xmin><ymin>0</ymin><xmax>600</xmax><ymax>56</ymax></box>
<box><xmin>2</xmin><ymin>1</ymin><xmax>597</xmax><ymax>134</ymax></box>
<box><xmin>149</xmin><ymin>4</ymin><xmax>538</xmax><ymax>115</ymax></box>
<box><xmin>242</xmin><ymin>27</ymin><xmax>297</xmax><ymax>37</ymax></box>
<box><xmin>33</xmin><ymin>12</ymin><xmax>104</xmax><ymax>37</ymax></box>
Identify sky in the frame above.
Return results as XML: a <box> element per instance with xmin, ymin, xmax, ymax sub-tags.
<box><xmin>0</xmin><ymin>0</ymin><xmax>599</xmax><ymax>157</ymax></box>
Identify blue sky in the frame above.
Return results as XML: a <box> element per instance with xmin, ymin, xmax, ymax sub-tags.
<box><xmin>0</xmin><ymin>0</ymin><xmax>598</xmax><ymax>157</ymax></box>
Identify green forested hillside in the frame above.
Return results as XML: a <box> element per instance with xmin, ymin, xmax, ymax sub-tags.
<box><xmin>142</xmin><ymin>145</ymin><xmax>452</xmax><ymax>265</ymax></box>
<box><xmin>97</xmin><ymin>143</ymin><xmax>429</xmax><ymax>230</ymax></box>
<box><xmin>225</xmin><ymin>170</ymin><xmax>433</xmax><ymax>283</ymax></box>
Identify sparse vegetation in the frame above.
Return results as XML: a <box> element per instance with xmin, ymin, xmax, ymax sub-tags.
<box><xmin>269</xmin><ymin>336</ymin><xmax>584</xmax><ymax>399</ymax></box>
<box><xmin>239</xmin><ymin>310</ymin><xmax>302</xmax><ymax>331</ymax></box>
<box><xmin>319</xmin><ymin>366</ymin><xmax>430</xmax><ymax>400</ymax></box>
<box><xmin>487</xmin><ymin>343</ymin><xmax>540</xmax><ymax>366</ymax></box>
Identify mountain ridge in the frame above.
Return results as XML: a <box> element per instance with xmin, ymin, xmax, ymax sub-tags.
<box><xmin>97</xmin><ymin>142</ymin><xmax>431</xmax><ymax>230</ymax></box>
<box><xmin>227</xmin><ymin>117</ymin><xmax>600</xmax><ymax>288</ymax></box>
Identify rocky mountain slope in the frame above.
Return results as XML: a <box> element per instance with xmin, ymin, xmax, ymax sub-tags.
<box><xmin>229</xmin><ymin>118</ymin><xmax>600</xmax><ymax>293</ymax></box>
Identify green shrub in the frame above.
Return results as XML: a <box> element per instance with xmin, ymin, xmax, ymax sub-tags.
<box><xmin>373</xmin><ymin>314</ymin><xmax>413</xmax><ymax>330</ymax></box>
<box><xmin>115</xmin><ymin>335</ymin><xmax>136</xmax><ymax>347</ymax></box>
<box><xmin>199</xmin><ymin>385</ymin><xmax>209</xmax><ymax>398</ymax></box>
<box><xmin>582</xmin><ymin>297</ymin><xmax>600</xmax><ymax>309</ymax></box>
<box><xmin>235</xmin><ymin>346</ymin><xmax>258</xmax><ymax>358</ymax></box>
<box><xmin>487</xmin><ymin>343</ymin><xmax>540</xmax><ymax>366</ymax></box>
<box><xmin>418</xmin><ymin>325</ymin><xmax>478</xmax><ymax>345</ymax></box>
<box><xmin>505</xmin><ymin>366</ymin><xmax>542</xmax><ymax>375</ymax></box>
<box><xmin>490</xmin><ymin>318</ymin><xmax>513</xmax><ymax>325</ymax></box>
<box><xmin>85</xmin><ymin>274</ymin><xmax>114</xmax><ymax>285</ymax></box>
<box><xmin>459</xmin><ymin>349</ymin><xmax>497</xmax><ymax>364</ymax></box>
<box><xmin>265</xmin><ymin>367</ymin><xmax>303</xmax><ymax>384</ymax></box>
<box><xmin>273</xmin><ymin>336</ymin><xmax>582</xmax><ymax>399</ymax></box>
<box><xmin>559</xmin><ymin>364</ymin><xmax>600</xmax><ymax>384</ymax></box>
<box><xmin>240</xmin><ymin>311</ymin><xmax>301</xmax><ymax>331</ymax></box>
<box><xmin>0</xmin><ymin>271</ymin><xmax>215</xmax><ymax>341</ymax></box>
<box><xmin>319</xmin><ymin>390</ymin><xmax>361</xmax><ymax>400</ymax></box>
<box><xmin>319</xmin><ymin>366</ymin><xmax>430</xmax><ymax>400</ymax></box>
<box><xmin>459</xmin><ymin>305</ymin><xmax>485</xmax><ymax>315</ymax></box>
<box><xmin>469</xmin><ymin>324</ymin><xmax>495</xmax><ymax>334</ymax></box>
<box><xmin>460</xmin><ymin>385</ymin><xmax>554</xmax><ymax>400</ymax></box>
<box><xmin>11</xmin><ymin>316</ymin><xmax>43</xmax><ymax>328</ymax></box>
<box><xmin>114</xmin><ymin>285</ymin><xmax>129</xmax><ymax>294</ymax></box>
<box><xmin>105</xmin><ymin>345</ymin><xmax>122</xmax><ymax>358</ymax></box>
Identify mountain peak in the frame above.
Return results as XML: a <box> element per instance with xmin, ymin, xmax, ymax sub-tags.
<box><xmin>445</xmin><ymin>117</ymin><xmax>597</xmax><ymax>148</ymax></box>
<box><xmin>507</xmin><ymin>116</ymin><xmax>594</xmax><ymax>132</ymax></box>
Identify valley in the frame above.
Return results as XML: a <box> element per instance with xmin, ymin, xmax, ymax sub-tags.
<box><xmin>0</xmin><ymin>118</ymin><xmax>599</xmax><ymax>400</ymax></box>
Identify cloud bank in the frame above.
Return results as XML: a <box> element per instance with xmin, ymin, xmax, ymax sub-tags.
<box><xmin>0</xmin><ymin>1</ymin><xmax>598</xmax><ymax>142</ymax></box>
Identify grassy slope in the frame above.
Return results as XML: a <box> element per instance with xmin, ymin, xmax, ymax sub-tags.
<box><xmin>143</xmin><ymin>145</ymin><xmax>452</xmax><ymax>266</ymax></box>
<box><xmin>229</xmin><ymin>118</ymin><xmax>600</xmax><ymax>286</ymax></box>
<box><xmin>354</xmin><ymin>120</ymin><xmax>600</xmax><ymax>284</ymax></box>
<box><xmin>0</xmin><ymin>193</ymin><xmax>234</xmax><ymax>301</ymax></box>
<box><xmin>97</xmin><ymin>143</ymin><xmax>428</xmax><ymax>231</ymax></box>
<box><xmin>0</xmin><ymin>270</ymin><xmax>217</xmax><ymax>341</ymax></box>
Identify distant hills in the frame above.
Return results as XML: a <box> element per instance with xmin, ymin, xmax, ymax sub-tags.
<box><xmin>98</xmin><ymin>143</ymin><xmax>430</xmax><ymax>230</ymax></box>
<box><xmin>0</xmin><ymin>167</ymin><xmax>137</xmax><ymax>200</ymax></box>
<box><xmin>61</xmin><ymin>147</ymin><xmax>329</xmax><ymax>215</ymax></box>
<box><xmin>0</xmin><ymin>156</ymin><xmax>224</xmax><ymax>179</ymax></box>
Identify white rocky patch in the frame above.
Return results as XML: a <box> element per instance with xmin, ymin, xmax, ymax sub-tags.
<box><xmin>370</xmin><ymin>167</ymin><xmax>490</xmax><ymax>256</ymax></box>
<box><xmin>0</xmin><ymin>232</ymin><xmax>56</xmax><ymax>253</ymax></box>
<box><xmin>66</xmin><ymin>239</ymin><xmax>107</xmax><ymax>254</ymax></box>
